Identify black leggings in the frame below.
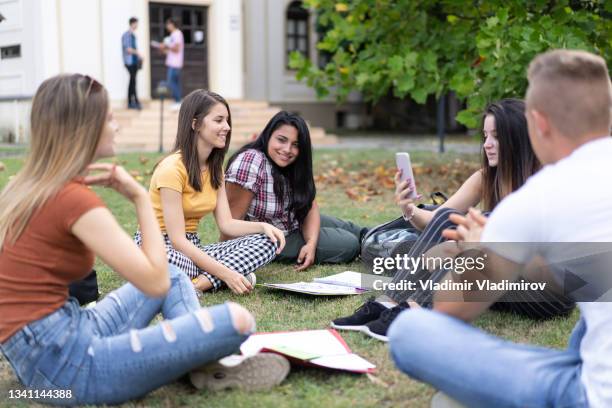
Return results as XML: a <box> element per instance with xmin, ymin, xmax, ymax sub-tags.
<box><xmin>125</xmin><ymin>64</ymin><xmax>139</xmax><ymax>105</ymax></box>
<box><xmin>384</xmin><ymin>208</ymin><xmax>575</xmax><ymax>320</ymax></box>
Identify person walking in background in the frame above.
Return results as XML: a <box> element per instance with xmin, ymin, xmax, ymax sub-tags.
<box><xmin>159</xmin><ymin>18</ymin><xmax>184</xmax><ymax>111</ymax></box>
<box><xmin>121</xmin><ymin>17</ymin><xmax>142</xmax><ymax>110</ymax></box>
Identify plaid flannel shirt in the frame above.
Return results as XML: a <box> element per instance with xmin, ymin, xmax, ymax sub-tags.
<box><xmin>226</xmin><ymin>149</ymin><xmax>299</xmax><ymax>234</ymax></box>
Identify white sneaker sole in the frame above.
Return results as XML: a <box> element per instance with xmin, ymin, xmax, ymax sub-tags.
<box><xmin>330</xmin><ymin>322</ymin><xmax>368</xmax><ymax>332</ymax></box>
<box><xmin>190</xmin><ymin>353</ymin><xmax>290</xmax><ymax>392</ymax></box>
<box><xmin>330</xmin><ymin>322</ymin><xmax>389</xmax><ymax>342</ymax></box>
<box><xmin>361</xmin><ymin>326</ymin><xmax>389</xmax><ymax>342</ymax></box>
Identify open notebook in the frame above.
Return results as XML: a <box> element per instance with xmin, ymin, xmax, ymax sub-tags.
<box><xmin>261</xmin><ymin>271</ymin><xmax>391</xmax><ymax>295</ymax></box>
<box><xmin>240</xmin><ymin>329</ymin><xmax>376</xmax><ymax>373</ymax></box>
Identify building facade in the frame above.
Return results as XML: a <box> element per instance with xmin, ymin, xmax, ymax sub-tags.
<box><xmin>0</xmin><ymin>0</ymin><xmax>363</xmax><ymax>142</ymax></box>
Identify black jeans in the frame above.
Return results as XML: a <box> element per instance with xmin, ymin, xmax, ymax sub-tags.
<box><xmin>276</xmin><ymin>214</ymin><xmax>364</xmax><ymax>264</ymax></box>
<box><xmin>125</xmin><ymin>64</ymin><xmax>139</xmax><ymax>105</ymax></box>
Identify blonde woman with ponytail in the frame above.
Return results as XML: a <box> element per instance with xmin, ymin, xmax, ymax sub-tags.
<box><xmin>0</xmin><ymin>74</ymin><xmax>289</xmax><ymax>405</ymax></box>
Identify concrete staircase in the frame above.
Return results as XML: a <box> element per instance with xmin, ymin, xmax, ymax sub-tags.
<box><xmin>114</xmin><ymin>99</ymin><xmax>336</xmax><ymax>152</ymax></box>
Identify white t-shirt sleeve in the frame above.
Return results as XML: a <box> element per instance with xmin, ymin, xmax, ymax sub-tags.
<box><xmin>481</xmin><ymin>180</ymin><xmax>545</xmax><ymax>264</ymax></box>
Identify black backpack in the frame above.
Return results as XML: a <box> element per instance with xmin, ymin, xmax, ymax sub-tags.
<box><xmin>360</xmin><ymin>192</ymin><xmax>447</xmax><ymax>275</ymax></box>
<box><xmin>69</xmin><ymin>269</ymin><xmax>100</xmax><ymax>306</ymax></box>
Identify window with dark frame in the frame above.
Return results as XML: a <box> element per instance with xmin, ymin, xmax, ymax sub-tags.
<box><xmin>315</xmin><ymin>13</ymin><xmax>332</xmax><ymax>69</ymax></box>
<box><xmin>1</xmin><ymin>45</ymin><xmax>20</xmax><ymax>59</ymax></box>
<box><xmin>286</xmin><ymin>1</ymin><xmax>309</xmax><ymax>68</ymax></box>
<box><xmin>150</xmin><ymin>5</ymin><xmax>205</xmax><ymax>47</ymax></box>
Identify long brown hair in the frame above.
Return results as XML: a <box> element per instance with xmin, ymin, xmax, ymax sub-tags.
<box><xmin>0</xmin><ymin>74</ymin><xmax>108</xmax><ymax>248</ymax></box>
<box><xmin>226</xmin><ymin>111</ymin><xmax>316</xmax><ymax>226</ymax></box>
<box><xmin>481</xmin><ymin>99</ymin><xmax>540</xmax><ymax>211</ymax></box>
<box><xmin>172</xmin><ymin>90</ymin><xmax>231</xmax><ymax>190</ymax></box>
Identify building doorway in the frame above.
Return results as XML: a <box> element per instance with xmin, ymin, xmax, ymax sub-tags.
<box><xmin>149</xmin><ymin>2</ymin><xmax>208</xmax><ymax>99</ymax></box>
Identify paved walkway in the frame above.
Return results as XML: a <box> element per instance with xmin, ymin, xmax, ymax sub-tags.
<box><xmin>319</xmin><ymin>135</ymin><xmax>480</xmax><ymax>154</ymax></box>
<box><xmin>1</xmin><ymin>135</ymin><xmax>481</xmax><ymax>157</ymax></box>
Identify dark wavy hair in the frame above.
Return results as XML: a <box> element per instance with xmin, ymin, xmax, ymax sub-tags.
<box><xmin>481</xmin><ymin>98</ymin><xmax>540</xmax><ymax>211</ymax></box>
<box><xmin>172</xmin><ymin>90</ymin><xmax>231</xmax><ymax>191</ymax></box>
<box><xmin>226</xmin><ymin>111</ymin><xmax>316</xmax><ymax>225</ymax></box>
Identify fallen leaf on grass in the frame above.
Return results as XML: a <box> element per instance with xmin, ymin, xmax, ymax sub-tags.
<box><xmin>139</xmin><ymin>156</ymin><xmax>150</xmax><ymax>165</ymax></box>
<box><xmin>345</xmin><ymin>188</ymin><xmax>360</xmax><ymax>201</ymax></box>
<box><xmin>0</xmin><ymin>162</ymin><xmax>5</xmax><ymax>171</ymax></box>
<box><xmin>316</xmin><ymin>156</ymin><xmax>480</xmax><ymax>205</ymax></box>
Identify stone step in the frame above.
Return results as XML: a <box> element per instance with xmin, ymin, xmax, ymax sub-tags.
<box><xmin>114</xmin><ymin>99</ymin><xmax>334</xmax><ymax>152</ymax></box>
<box><xmin>226</xmin><ymin>99</ymin><xmax>271</xmax><ymax>109</ymax></box>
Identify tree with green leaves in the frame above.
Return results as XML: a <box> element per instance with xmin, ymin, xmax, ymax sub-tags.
<box><xmin>290</xmin><ymin>0</ymin><xmax>611</xmax><ymax>128</ymax></box>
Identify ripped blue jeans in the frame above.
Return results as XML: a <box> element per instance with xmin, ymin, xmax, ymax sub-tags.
<box><xmin>0</xmin><ymin>265</ymin><xmax>249</xmax><ymax>405</ymax></box>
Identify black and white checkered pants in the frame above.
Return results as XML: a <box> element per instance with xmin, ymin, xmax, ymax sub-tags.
<box><xmin>134</xmin><ymin>232</ymin><xmax>277</xmax><ymax>291</ymax></box>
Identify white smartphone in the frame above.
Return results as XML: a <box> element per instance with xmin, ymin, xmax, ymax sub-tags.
<box><xmin>395</xmin><ymin>152</ymin><xmax>418</xmax><ymax>199</ymax></box>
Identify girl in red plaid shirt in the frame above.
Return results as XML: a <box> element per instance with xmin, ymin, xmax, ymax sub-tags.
<box><xmin>225</xmin><ymin>111</ymin><xmax>367</xmax><ymax>271</ymax></box>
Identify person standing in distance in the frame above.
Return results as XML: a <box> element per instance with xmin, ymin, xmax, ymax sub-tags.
<box><xmin>121</xmin><ymin>17</ymin><xmax>143</xmax><ymax>110</ymax></box>
<box><xmin>159</xmin><ymin>18</ymin><xmax>184</xmax><ymax>111</ymax></box>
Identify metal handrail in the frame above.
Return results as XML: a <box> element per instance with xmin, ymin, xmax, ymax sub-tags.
<box><xmin>0</xmin><ymin>95</ymin><xmax>33</xmax><ymax>102</ymax></box>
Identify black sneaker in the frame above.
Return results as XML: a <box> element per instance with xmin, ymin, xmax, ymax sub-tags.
<box><xmin>331</xmin><ymin>297</ymin><xmax>387</xmax><ymax>331</ymax></box>
<box><xmin>363</xmin><ymin>303</ymin><xmax>409</xmax><ymax>342</ymax></box>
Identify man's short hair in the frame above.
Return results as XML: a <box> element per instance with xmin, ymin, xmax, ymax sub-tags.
<box><xmin>129</xmin><ymin>17</ymin><xmax>138</xmax><ymax>25</ymax></box>
<box><xmin>526</xmin><ymin>49</ymin><xmax>611</xmax><ymax>138</ymax></box>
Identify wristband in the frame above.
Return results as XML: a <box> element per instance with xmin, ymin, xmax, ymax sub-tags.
<box><xmin>402</xmin><ymin>206</ymin><xmax>415</xmax><ymax>222</ymax></box>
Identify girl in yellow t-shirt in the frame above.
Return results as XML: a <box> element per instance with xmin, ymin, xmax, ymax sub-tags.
<box><xmin>138</xmin><ymin>90</ymin><xmax>285</xmax><ymax>295</ymax></box>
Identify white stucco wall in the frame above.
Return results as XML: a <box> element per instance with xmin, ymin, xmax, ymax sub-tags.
<box><xmin>208</xmin><ymin>0</ymin><xmax>243</xmax><ymax>98</ymax></box>
<box><xmin>243</xmin><ymin>0</ymin><xmax>267</xmax><ymax>101</ymax></box>
<box><xmin>244</xmin><ymin>0</ymin><xmax>338</xmax><ymax>103</ymax></box>
<box><xmin>0</xmin><ymin>0</ymin><xmax>28</xmax><ymax>95</ymax></box>
<box><xmin>0</xmin><ymin>0</ymin><xmax>32</xmax><ymax>142</ymax></box>
<box><xmin>0</xmin><ymin>0</ymin><xmax>355</xmax><ymax>140</ymax></box>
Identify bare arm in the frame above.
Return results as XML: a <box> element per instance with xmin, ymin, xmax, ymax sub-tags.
<box><xmin>438</xmin><ymin>170</ymin><xmax>483</xmax><ymax>213</ymax></box>
<box><xmin>301</xmin><ymin>201</ymin><xmax>321</xmax><ymax>247</ymax></box>
<box><xmin>160</xmin><ymin>43</ymin><xmax>181</xmax><ymax>53</ymax></box>
<box><xmin>214</xmin><ymin>183</ymin><xmax>284</xmax><ymax>250</ymax></box>
<box><xmin>222</xmin><ymin>182</ymin><xmax>254</xmax><ymax>240</ymax></box>
<box><xmin>434</xmin><ymin>209</ymin><xmax>519</xmax><ymax>322</ymax></box>
<box><xmin>397</xmin><ymin>170</ymin><xmax>483</xmax><ymax>231</ymax></box>
<box><xmin>433</xmin><ymin>252</ymin><xmax>521</xmax><ymax>322</ymax></box>
<box><xmin>160</xmin><ymin>187</ymin><xmax>254</xmax><ymax>294</ymax></box>
<box><xmin>72</xmin><ymin>165</ymin><xmax>169</xmax><ymax>297</ymax></box>
<box><xmin>294</xmin><ymin>201</ymin><xmax>320</xmax><ymax>271</ymax></box>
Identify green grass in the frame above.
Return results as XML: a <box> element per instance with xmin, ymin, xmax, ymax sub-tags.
<box><xmin>0</xmin><ymin>149</ymin><xmax>578</xmax><ymax>408</ymax></box>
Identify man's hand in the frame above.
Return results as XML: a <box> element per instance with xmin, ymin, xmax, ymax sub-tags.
<box><xmin>442</xmin><ymin>208</ymin><xmax>487</xmax><ymax>242</ymax></box>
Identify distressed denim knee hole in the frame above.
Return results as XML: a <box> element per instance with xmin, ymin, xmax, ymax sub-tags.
<box><xmin>228</xmin><ymin>304</ymin><xmax>255</xmax><ymax>335</ymax></box>
<box><xmin>195</xmin><ymin>309</ymin><xmax>215</xmax><ymax>333</ymax></box>
<box><xmin>160</xmin><ymin>321</ymin><xmax>177</xmax><ymax>343</ymax></box>
<box><xmin>129</xmin><ymin>330</ymin><xmax>142</xmax><ymax>353</ymax></box>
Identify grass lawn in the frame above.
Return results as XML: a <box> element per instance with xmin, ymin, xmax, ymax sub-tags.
<box><xmin>0</xmin><ymin>149</ymin><xmax>578</xmax><ymax>408</ymax></box>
